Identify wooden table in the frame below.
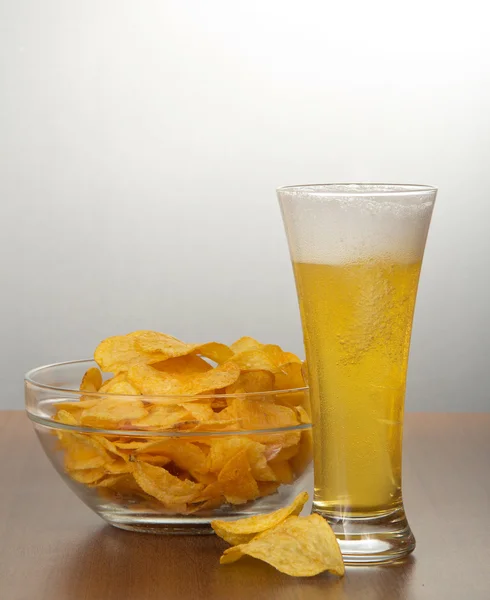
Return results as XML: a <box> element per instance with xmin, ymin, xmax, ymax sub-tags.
<box><xmin>1</xmin><ymin>412</ymin><xmax>489</xmax><ymax>600</ymax></box>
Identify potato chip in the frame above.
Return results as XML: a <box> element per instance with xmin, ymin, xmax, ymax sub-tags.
<box><xmin>181</xmin><ymin>402</ymin><xmax>215</xmax><ymax>422</ymax></box>
<box><xmin>274</xmin><ymin>363</ymin><xmax>305</xmax><ymax>391</ymax></box>
<box><xmin>55</xmin><ymin>399</ymin><xmax>99</xmax><ymax>423</ymax></box>
<box><xmin>207</xmin><ymin>438</ymin><xmax>241</xmax><ymax>472</ymax></box>
<box><xmin>269</xmin><ymin>459</ymin><xmax>294</xmax><ymax>484</ymax></box>
<box><xmin>197</xmin><ymin>480</ymin><xmax>224</xmax><ymax>501</ymax></box>
<box><xmin>172</xmin><ymin>360</ymin><xmax>240</xmax><ymax>394</ymax></box>
<box><xmin>260</xmin><ymin>344</ymin><xmax>286</xmax><ymax>365</ymax></box>
<box><xmin>164</xmin><ymin>419</ymin><xmax>201</xmax><ymax>432</ymax></box>
<box><xmin>207</xmin><ymin>437</ymin><xmax>277</xmax><ymax>482</ymax></box>
<box><xmin>54</xmin><ymin>409</ymin><xmax>78</xmax><ymax>426</ymax></box>
<box><xmin>99</xmin><ymin>373</ymin><xmax>127</xmax><ymax>392</ymax></box>
<box><xmin>230</xmin><ymin>350</ymin><xmax>277</xmax><ymax>373</ymax></box>
<box><xmin>230</xmin><ymin>337</ymin><xmax>263</xmax><ymax>354</ymax></box>
<box><xmin>98</xmin><ymin>373</ymin><xmax>141</xmax><ymax>395</ymax></box>
<box><xmin>193</xmin><ymin>496</ymin><xmax>225</xmax><ymax>512</ymax></box>
<box><xmin>218</xmin><ymin>399</ymin><xmax>301</xmax><ymax>449</ymax></box>
<box><xmin>138</xmin><ymin>439</ymin><xmax>208</xmax><ymax>478</ymax></box>
<box><xmin>210</xmin><ymin>396</ymin><xmax>228</xmax><ymax>411</ymax></box>
<box><xmin>95</xmin><ymin>331</ymin><xmax>195</xmax><ymax>373</ymax></box>
<box><xmin>191</xmin><ymin>471</ymin><xmax>217</xmax><ymax>485</ymax></box>
<box><xmin>195</xmin><ymin>342</ymin><xmax>233</xmax><ymax>365</ymax></box>
<box><xmin>250</xmin><ymin>454</ymin><xmax>276</xmax><ymax>482</ymax></box>
<box><xmin>126</xmin><ymin>363</ymin><xmax>180</xmax><ymax>396</ymax></box>
<box><xmin>80</xmin><ymin>367</ymin><xmax>103</xmax><ymax>392</ymax></box>
<box><xmin>95</xmin><ymin>331</ymin><xmax>165</xmax><ymax>373</ymax></box>
<box><xmin>295</xmin><ymin>406</ymin><xmax>311</xmax><ymax>424</ymax></box>
<box><xmin>290</xmin><ymin>430</ymin><xmax>313</xmax><ymax>477</ymax></box>
<box><xmin>225</xmin><ymin>371</ymin><xmax>275</xmax><ymax>394</ymax></box>
<box><xmin>70</xmin><ymin>467</ymin><xmax>106</xmax><ymax>484</ymax></box>
<box><xmin>62</xmin><ymin>433</ymin><xmax>111</xmax><ymax>471</ymax></box>
<box><xmin>207</xmin><ymin>437</ymin><xmax>264</xmax><ymax>474</ymax></box>
<box><xmin>94</xmin><ymin>475</ymin><xmax>124</xmax><ymax>487</ymax></box>
<box><xmin>280</xmin><ymin>351</ymin><xmax>302</xmax><ymax>366</ymax></box>
<box><xmin>132</xmin><ymin>405</ymin><xmax>191</xmax><ymax>430</ymax></box>
<box><xmin>133</xmin><ymin>462</ymin><xmax>204</xmax><ymax>506</ymax></box>
<box><xmin>275</xmin><ymin>392</ymin><xmax>309</xmax><ymax>412</ymax></box>
<box><xmin>93</xmin><ymin>474</ymin><xmax>129</xmax><ymax>488</ymax></box>
<box><xmin>231</xmin><ymin>398</ymin><xmax>299</xmax><ymax>430</ymax></box>
<box><xmin>266</xmin><ymin>443</ymin><xmax>299</xmax><ymax>463</ymax></box>
<box><xmin>220</xmin><ymin>514</ymin><xmax>345</xmax><ymax>577</ymax></box>
<box><xmin>113</xmin><ymin>440</ymin><xmax>155</xmax><ymax>450</ymax></box>
<box><xmin>251</xmin><ymin>432</ymin><xmax>302</xmax><ymax>456</ymax></box>
<box><xmin>218</xmin><ymin>449</ymin><xmax>260</xmax><ymax>505</ymax></box>
<box><xmin>262</xmin><ymin>345</ymin><xmax>301</xmax><ymax>368</ymax></box>
<box><xmin>93</xmin><ymin>435</ymin><xmax>130</xmax><ymax>460</ymax></box>
<box><xmin>188</xmin><ymin>416</ymin><xmax>231</xmax><ymax>431</ymax></box>
<box><xmin>57</xmin><ymin>399</ymin><xmax>99</xmax><ymax>412</ymax></box>
<box><xmin>99</xmin><ymin>473</ymin><xmax>145</xmax><ymax>496</ymax></box>
<box><xmin>80</xmin><ymin>398</ymin><xmax>148</xmax><ymax>428</ymax></box>
<box><xmin>105</xmin><ymin>458</ymin><xmax>133</xmax><ymax>474</ymax></box>
<box><xmin>301</xmin><ymin>361</ymin><xmax>309</xmax><ymax>385</ymax></box>
<box><xmin>152</xmin><ymin>355</ymin><xmax>212</xmax><ymax>377</ymax></box>
<box><xmin>257</xmin><ymin>481</ymin><xmax>281</xmax><ymax>497</ymax></box>
<box><xmin>133</xmin><ymin>454</ymin><xmax>171</xmax><ymax>466</ymax></box>
<box><xmin>105</xmin><ymin>381</ymin><xmax>141</xmax><ymax>396</ymax></box>
<box><xmin>127</xmin><ymin>362</ymin><xmax>240</xmax><ymax>396</ymax></box>
<box><xmin>134</xmin><ymin>331</ymin><xmax>200</xmax><ymax>358</ymax></box>
<box><xmin>229</xmin><ymin>340</ymin><xmax>302</xmax><ymax>373</ymax></box>
<box><xmin>211</xmin><ymin>491</ymin><xmax>308</xmax><ymax>545</ymax></box>
<box><xmin>211</xmin><ymin>403</ymin><xmax>236</xmax><ymax>422</ymax></box>
<box><xmin>187</xmin><ymin>419</ymin><xmax>239</xmax><ymax>433</ymax></box>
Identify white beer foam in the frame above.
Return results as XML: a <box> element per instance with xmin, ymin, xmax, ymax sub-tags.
<box><xmin>279</xmin><ymin>187</ymin><xmax>435</xmax><ymax>265</ymax></box>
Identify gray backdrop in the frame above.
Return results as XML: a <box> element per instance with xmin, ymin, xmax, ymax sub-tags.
<box><xmin>2</xmin><ymin>1</ymin><xmax>489</xmax><ymax>411</ymax></box>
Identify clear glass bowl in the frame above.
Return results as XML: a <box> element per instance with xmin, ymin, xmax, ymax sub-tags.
<box><xmin>25</xmin><ymin>360</ymin><xmax>312</xmax><ymax>534</ymax></box>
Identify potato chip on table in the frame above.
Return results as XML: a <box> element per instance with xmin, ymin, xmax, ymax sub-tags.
<box><xmin>211</xmin><ymin>490</ymin><xmax>309</xmax><ymax>545</ymax></box>
<box><xmin>213</xmin><ymin>492</ymin><xmax>344</xmax><ymax>577</ymax></box>
<box><xmin>220</xmin><ymin>514</ymin><xmax>344</xmax><ymax>577</ymax></box>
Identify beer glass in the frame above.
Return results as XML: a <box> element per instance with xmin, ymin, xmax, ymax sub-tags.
<box><xmin>278</xmin><ymin>184</ymin><xmax>437</xmax><ymax>564</ymax></box>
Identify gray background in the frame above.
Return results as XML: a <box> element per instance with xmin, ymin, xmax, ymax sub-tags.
<box><xmin>2</xmin><ymin>1</ymin><xmax>489</xmax><ymax>411</ymax></box>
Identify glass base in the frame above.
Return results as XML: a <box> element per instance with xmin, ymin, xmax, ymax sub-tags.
<box><xmin>314</xmin><ymin>506</ymin><xmax>415</xmax><ymax>565</ymax></box>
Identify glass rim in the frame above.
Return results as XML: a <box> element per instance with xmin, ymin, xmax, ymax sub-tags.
<box><xmin>24</xmin><ymin>358</ymin><xmax>308</xmax><ymax>400</ymax></box>
<box><xmin>277</xmin><ymin>182</ymin><xmax>438</xmax><ymax>197</ymax></box>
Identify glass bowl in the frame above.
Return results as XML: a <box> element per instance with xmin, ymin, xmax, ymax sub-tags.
<box><xmin>25</xmin><ymin>360</ymin><xmax>312</xmax><ymax>534</ymax></box>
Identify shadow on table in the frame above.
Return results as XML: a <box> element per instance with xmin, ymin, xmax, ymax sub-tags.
<box><xmin>210</xmin><ymin>554</ymin><xmax>417</xmax><ymax>600</ymax></box>
<box><xmin>49</xmin><ymin>525</ymin><xmax>417</xmax><ymax>600</ymax></box>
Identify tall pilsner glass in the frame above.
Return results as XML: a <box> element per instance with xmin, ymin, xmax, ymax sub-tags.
<box><xmin>278</xmin><ymin>184</ymin><xmax>437</xmax><ymax>564</ymax></box>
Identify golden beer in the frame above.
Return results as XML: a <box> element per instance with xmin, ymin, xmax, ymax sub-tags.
<box><xmin>293</xmin><ymin>260</ymin><xmax>422</xmax><ymax>516</ymax></box>
<box><xmin>278</xmin><ymin>183</ymin><xmax>437</xmax><ymax>563</ymax></box>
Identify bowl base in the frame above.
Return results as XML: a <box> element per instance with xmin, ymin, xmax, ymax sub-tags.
<box><xmin>108</xmin><ymin>520</ymin><xmax>215</xmax><ymax>535</ymax></box>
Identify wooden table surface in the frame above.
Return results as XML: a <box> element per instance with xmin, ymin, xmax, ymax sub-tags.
<box><xmin>1</xmin><ymin>411</ymin><xmax>489</xmax><ymax>600</ymax></box>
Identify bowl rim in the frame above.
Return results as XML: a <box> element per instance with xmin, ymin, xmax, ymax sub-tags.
<box><xmin>24</xmin><ymin>358</ymin><xmax>308</xmax><ymax>400</ymax></box>
<box><xmin>27</xmin><ymin>408</ymin><xmax>312</xmax><ymax>438</ymax></box>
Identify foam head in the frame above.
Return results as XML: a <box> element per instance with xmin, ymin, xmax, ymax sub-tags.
<box><xmin>278</xmin><ymin>184</ymin><xmax>437</xmax><ymax>265</ymax></box>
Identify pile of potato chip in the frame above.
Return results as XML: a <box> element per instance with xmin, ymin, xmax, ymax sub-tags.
<box><xmin>53</xmin><ymin>331</ymin><xmax>312</xmax><ymax>514</ymax></box>
<box><xmin>212</xmin><ymin>492</ymin><xmax>345</xmax><ymax>577</ymax></box>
